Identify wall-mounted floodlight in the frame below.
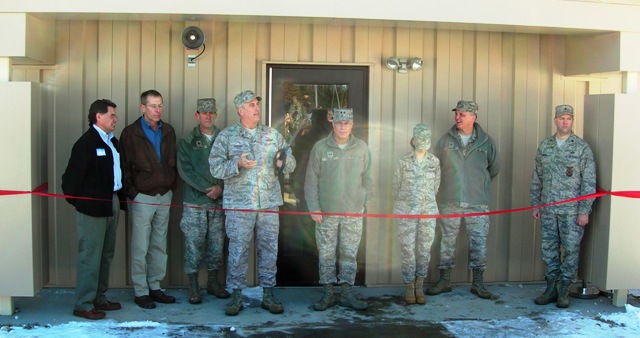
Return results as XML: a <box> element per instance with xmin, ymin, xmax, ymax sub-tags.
<box><xmin>386</xmin><ymin>57</ymin><xmax>423</xmax><ymax>74</ymax></box>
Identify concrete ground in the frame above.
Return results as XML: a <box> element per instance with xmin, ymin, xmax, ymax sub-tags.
<box><xmin>0</xmin><ymin>283</ymin><xmax>637</xmax><ymax>337</ymax></box>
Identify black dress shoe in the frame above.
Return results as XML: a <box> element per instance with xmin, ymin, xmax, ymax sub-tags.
<box><xmin>150</xmin><ymin>289</ymin><xmax>176</xmax><ymax>304</ymax></box>
<box><xmin>94</xmin><ymin>300</ymin><xmax>122</xmax><ymax>311</ymax></box>
<box><xmin>73</xmin><ymin>308</ymin><xmax>106</xmax><ymax>320</ymax></box>
<box><xmin>134</xmin><ymin>295</ymin><xmax>156</xmax><ymax>309</ymax></box>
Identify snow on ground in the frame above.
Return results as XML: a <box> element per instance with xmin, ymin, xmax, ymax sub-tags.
<box><xmin>2</xmin><ymin>287</ymin><xmax>640</xmax><ymax>337</ymax></box>
<box><xmin>442</xmin><ymin>303</ymin><xmax>640</xmax><ymax>338</ymax></box>
<box><xmin>1</xmin><ymin>303</ymin><xmax>639</xmax><ymax>337</ymax></box>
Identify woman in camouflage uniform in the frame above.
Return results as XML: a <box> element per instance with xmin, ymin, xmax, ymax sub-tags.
<box><xmin>393</xmin><ymin>123</ymin><xmax>441</xmax><ymax>305</ymax></box>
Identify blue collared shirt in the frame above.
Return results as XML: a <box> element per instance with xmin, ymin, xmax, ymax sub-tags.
<box><xmin>92</xmin><ymin>124</ymin><xmax>123</xmax><ymax>191</ymax></box>
<box><xmin>140</xmin><ymin>116</ymin><xmax>163</xmax><ymax>161</ymax></box>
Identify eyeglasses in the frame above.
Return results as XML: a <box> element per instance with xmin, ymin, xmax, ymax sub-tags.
<box><xmin>146</xmin><ymin>104</ymin><xmax>164</xmax><ymax>109</ymax></box>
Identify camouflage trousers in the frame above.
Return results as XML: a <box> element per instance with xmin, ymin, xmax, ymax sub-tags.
<box><xmin>437</xmin><ymin>203</ymin><xmax>490</xmax><ymax>270</ymax></box>
<box><xmin>540</xmin><ymin>212</ymin><xmax>585</xmax><ymax>282</ymax></box>
<box><xmin>316</xmin><ymin>215</ymin><xmax>363</xmax><ymax>285</ymax></box>
<box><xmin>397</xmin><ymin>217</ymin><xmax>436</xmax><ymax>283</ymax></box>
<box><xmin>225</xmin><ymin>208</ymin><xmax>279</xmax><ymax>289</ymax></box>
<box><xmin>179</xmin><ymin>205</ymin><xmax>225</xmax><ymax>275</ymax></box>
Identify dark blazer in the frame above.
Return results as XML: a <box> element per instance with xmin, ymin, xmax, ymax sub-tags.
<box><xmin>62</xmin><ymin>126</ymin><xmax>127</xmax><ymax>217</ymax></box>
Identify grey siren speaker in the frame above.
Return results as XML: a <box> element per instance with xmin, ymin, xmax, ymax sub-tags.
<box><xmin>182</xmin><ymin>26</ymin><xmax>205</xmax><ymax>49</ymax></box>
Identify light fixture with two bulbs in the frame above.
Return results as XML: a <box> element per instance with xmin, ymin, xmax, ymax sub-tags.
<box><xmin>386</xmin><ymin>57</ymin><xmax>423</xmax><ymax>74</ymax></box>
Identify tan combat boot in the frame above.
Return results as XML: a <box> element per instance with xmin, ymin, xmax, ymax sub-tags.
<box><xmin>415</xmin><ymin>277</ymin><xmax>426</xmax><ymax>304</ymax></box>
<box><xmin>405</xmin><ymin>280</ymin><xmax>416</xmax><ymax>305</ymax></box>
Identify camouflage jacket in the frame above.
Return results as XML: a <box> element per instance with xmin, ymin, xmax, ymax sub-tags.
<box><xmin>304</xmin><ymin>132</ymin><xmax>373</xmax><ymax>213</ymax></box>
<box><xmin>209</xmin><ymin>122</ymin><xmax>295</xmax><ymax>210</ymax></box>
<box><xmin>434</xmin><ymin>123</ymin><xmax>500</xmax><ymax>206</ymax></box>
<box><xmin>530</xmin><ymin>132</ymin><xmax>596</xmax><ymax>215</ymax></box>
<box><xmin>393</xmin><ymin>152</ymin><xmax>440</xmax><ymax>214</ymax></box>
<box><xmin>177</xmin><ymin>125</ymin><xmax>222</xmax><ymax>207</ymax></box>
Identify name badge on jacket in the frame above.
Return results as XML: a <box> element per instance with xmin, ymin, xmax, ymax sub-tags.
<box><xmin>96</xmin><ymin>148</ymin><xmax>106</xmax><ymax>156</ymax></box>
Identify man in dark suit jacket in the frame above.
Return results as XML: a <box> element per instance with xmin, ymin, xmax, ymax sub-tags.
<box><xmin>62</xmin><ymin>99</ymin><xmax>127</xmax><ymax>320</ymax></box>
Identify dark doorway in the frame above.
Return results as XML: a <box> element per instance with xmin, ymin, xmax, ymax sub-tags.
<box><xmin>266</xmin><ymin>64</ymin><xmax>369</xmax><ymax>286</ymax></box>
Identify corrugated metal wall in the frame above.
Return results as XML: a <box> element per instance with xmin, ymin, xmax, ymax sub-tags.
<box><xmin>13</xmin><ymin>19</ymin><xmax>619</xmax><ymax>288</ymax></box>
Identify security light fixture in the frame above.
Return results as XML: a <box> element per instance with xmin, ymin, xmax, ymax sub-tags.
<box><xmin>386</xmin><ymin>57</ymin><xmax>423</xmax><ymax>74</ymax></box>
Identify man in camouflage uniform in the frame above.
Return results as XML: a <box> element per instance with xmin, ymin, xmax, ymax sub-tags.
<box><xmin>177</xmin><ymin>98</ymin><xmax>230</xmax><ymax>305</ymax></box>
<box><xmin>209</xmin><ymin>90</ymin><xmax>295</xmax><ymax>316</ymax></box>
<box><xmin>427</xmin><ymin>100</ymin><xmax>500</xmax><ymax>300</ymax></box>
<box><xmin>530</xmin><ymin>104</ymin><xmax>596</xmax><ymax>309</ymax></box>
<box><xmin>305</xmin><ymin>108</ymin><xmax>374</xmax><ymax>311</ymax></box>
<box><xmin>393</xmin><ymin>123</ymin><xmax>440</xmax><ymax>305</ymax></box>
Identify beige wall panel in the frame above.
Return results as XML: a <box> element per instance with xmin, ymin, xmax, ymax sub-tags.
<box><xmin>62</xmin><ymin>20</ymin><xmax>87</xmax><ymax>287</ymax></box>
<box><xmin>139</xmin><ymin>21</ymin><xmax>156</xmax><ymax>94</ymax></box>
<box><xmin>270</xmin><ymin>23</ymin><xmax>285</xmax><ymax>62</ymax></box>
<box><xmin>508</xmin><ymin>34</ymin><xmax>529</xmax><ymax>282</ymax></box>
<box><xmin>110</xmin><ymin>21</ymin><xmax>129</xmax><ymax>286</ymax></box>
<box><xmin>126</xmin><ymin>21</ymin><xmax>142</xmax><ymax>125</ymax></box>
<box><xmin>255</xmin><ymin>23</ymin><xmax>270</xmax><ymax>100</ymax></box>
<box><xmin>312</xmin><ymin>25</ymin><xmax>327</xmax><ymax>62</ymax></box>
<box><xmin>84</xmin><ymin>21</ymin><xmax>98</xmax><ymax>118</ymax></box>
<box><xmin>48</xmin><ymin>22</ymin><xmax>66</xmax><ymax>287</ymax></box>
<box><xmin>486</xmin><ymin>32</ymin><xmax>511</xmax><ymax>282</ymax></box>
<box><xmin>167</xmin><ymin>18</ymin><xmax>187</xmax><ymax>288</ymax></box>
<box><xmin>241</xmin><ymin>24</ymin><xmax>258</xmax><ymax>94</ymax></box>
<box><xmin>369</xmin><ymin>27</ymin><xmax>395</xmax><ymax>285</ymax></box>
<box><xmin>214</xmin><ymin>22</ymin><xmax>230</xmax><ymax>127</ymax></box>
<box><xmin>42</xmin><ymin>19</ymin><xmax>608</xmax><ymax>288</ymax></box>
<box><xmin>565</xmin><ymin>33</ymin><xmax>620</xmax><ymax>76</ymax></box>
<box><xmin>326</xmin><ymin>26</ymin><xmax>341</xmax><ymax>63</ymax></box>
<box><xmin>283</xmin><ymin>23</ymin><xmax>300</xmax><ymax>61</ymax></box>
<box><xmin>226</xmin><ymin>23</ymin><xmax>243</xmax><ymax>126</ymax></box>
<box><xmin>156</xmin><ymin>22</ymin><xmax>172</xmax><ymax>118</ymax></box>
<box><xmin>340</xmin><ymin>26</ymin><xmax>354</xmax><ymax>63</ymax></box>
<box><xmin>420</xmin><ymin>30</ymin><xmax>436</xmax><ymax>127</ymax></box>
<box><xmin>583</xmin><ymin>94</ymin><xmax>613</xmax><ymax>288</ymax></box>
<box><xmin>362</xmin><ymin>26</ymin><xmax>384</xmax><ymax>285</ymax></box>
<box><xmin>298</xmin><ymin>24</ymin><xmax>313</xmax><ymax>62</ymax></box>
<box><xmin>172</xmin><ymin>21</ymin><xmax>188</xmax><ymax>136</ymax></box>
<box><xmin>97</xmin><ymin>21</ymin><xmax>113</xmax><ymax>99</ymax></box>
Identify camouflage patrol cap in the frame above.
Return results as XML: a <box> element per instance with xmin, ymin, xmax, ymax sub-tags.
<box><xmin>452</xmin><ymin>100</ymin><xmax>478</xmax><ymax>114</ymax></box>
<box><xmin>197</xmin><ymin>98</ymin><xmax>216</xmax><ymax>113</ymax></box>
<box><xmin>412</xmin><ymin>123</ymin><xmax>431</xmax><ymax>150</ymax></box>
<box><xmin>332</xmin><ymin>108</ymin><xmax>353</xmax><ymax>122</ymax></box>
<box><xmin>413</xmin><ymin>123</ymin><xmax>431</xmax><ymax>139</ymax></box>
<box><xmin>234</xmin><ymin>90</ymin><xmax>261</xmax><ymax>109</ymax></box>
<box><xmin>555</xmin><ymin>104</ymin><xmax>574</xmax><ymax>117</ymax></box>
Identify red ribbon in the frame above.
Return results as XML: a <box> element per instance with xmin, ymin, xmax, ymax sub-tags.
<box><xmin>1</xmin><ymin>183</ymin><xmax>637</xmax><ymax>219</ymax></box>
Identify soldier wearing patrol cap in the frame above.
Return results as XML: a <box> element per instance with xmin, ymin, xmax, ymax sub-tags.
<box><xmin>530</xmin><ymin>104</ymin><xmax>596</xmax><ymax>309</ymax></box>
<box><xmin>428</xmin><ymin>100</ymin><xmax>500</xmax><ymax>300</ymax></box>
<box><xmin>393</xmin><ymin>123</ymin><xmax>440</xmax><ymax>305</ymax></box>
<box><xmin>177</xmin><ymin>98</ymin><xmax>229</xmax><ymax>305</ymax></box>
<box><xmin>305</xmin><ymin>107</ymin><xmax>374</xmax><ymax>311</ymax></box>
<box><xmin>209</xmin><ymin>90</ymin><xmax>296</xmax><ymax>316</ymax></box>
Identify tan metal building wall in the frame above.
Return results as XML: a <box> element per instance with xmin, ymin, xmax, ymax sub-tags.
<box><xmin>12</xmin><ymin>19</ymin><xmax>621</xmax><ymax>288</ymax></box>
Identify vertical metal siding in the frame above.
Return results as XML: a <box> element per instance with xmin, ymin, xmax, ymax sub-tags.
<box><xmin>41</xmin><ymin>20</ymin><xmax>596</xmax><ymax>288</ymax></box>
